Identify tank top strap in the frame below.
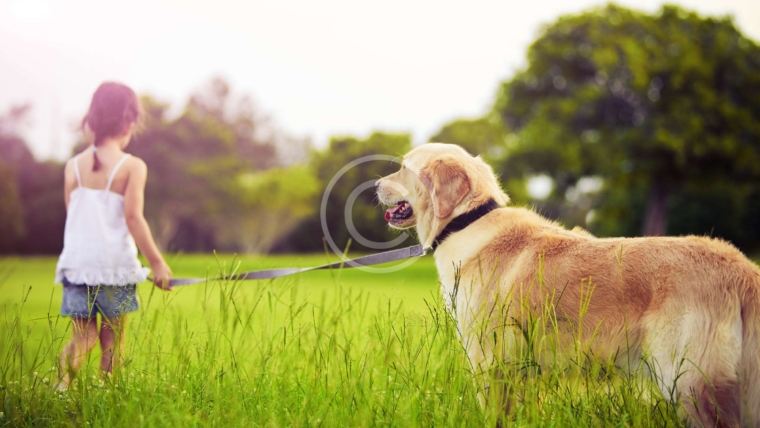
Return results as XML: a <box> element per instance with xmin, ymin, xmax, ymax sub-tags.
<box><xmin>73</xmin><ymin>155</ymin><xmax>83</xmax><ymax>187</ymax></box>
<box><xmin>106</xmin><ymin>154</ymin><xmax>132</xmax><ymax>192</ymax></box>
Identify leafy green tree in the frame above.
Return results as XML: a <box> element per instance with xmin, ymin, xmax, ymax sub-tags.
<box><xmin>188</xmin><ymin>77</ymin><xmax>279</xmax><ymax>170</ymax></box>
<box><xmin>494</xmin><ymin>5</ymin><xmax>760</xmax><ymax>237</ymax></box>
<box><xmin>16</xmin><ymin>161</ymin><xmax>65</xmax><ymax>254</ymax></box>
<box><xmin>0</xmin><ymin>121</ymin><xmax>31</xmax><ymax>252</ymax></box>
<box><xmin>0</xmin><ymin>162</ymin><xmax>23</xmax><ymax>252</ymax></box>
<box><xmin>278</xmin><ymin>132</ymin><xmax>412</xmax><ymax>253</ymax></box>
<box><xmin>121</xmin><ymin>94</ymin><xmax>256</xmax><ymax>252</ymax></box>
<box><xmin>222</xmin><ymin>165</ymin><xmax>319</xmax><ymax>253</ymax></box>
<box><xmin>429</xmin><ymin>116</ymin><xmax>507</xmax><ymax>160</ymax></box>
<box><xmin>0</xmin><ymin>105</ymin><xmax>65</xmax><ymax>254</ymax></box>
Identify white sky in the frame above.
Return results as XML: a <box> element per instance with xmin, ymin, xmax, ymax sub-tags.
<box><xmin>1</xmin><ymin>0</ymin><xmax>758</xmax><ymax>161</ymax></box>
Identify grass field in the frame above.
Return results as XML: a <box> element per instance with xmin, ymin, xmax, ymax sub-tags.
<box><xmin>1</xmin><ymin>253</ymin><xmax>687</xmax><ymax>427</ymax></box>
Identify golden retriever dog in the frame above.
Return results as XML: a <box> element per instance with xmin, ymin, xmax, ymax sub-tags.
<box><xmin>376</xmin><ymin>143</ymin><xmax>760</xmax><ymax>427</ymax></box>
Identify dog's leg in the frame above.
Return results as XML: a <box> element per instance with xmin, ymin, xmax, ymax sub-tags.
<box><xmin>646</xmin><ymin>309</ymin><xmax>742</xmax><ymax>428</ymax></box>
<box><xmin>461</xmin><ymin>297</ymin><xmax>521</xmax><ymax>426</ymax></box>
<box><xmin>463</xmin><ymin>328</ymin><xmax>517</xmax><ymax>426</ymax></box>
<box><xmin>677</xmin><ymin>365</ymin><xmax>740</xmax><ymax>428</ymax></box>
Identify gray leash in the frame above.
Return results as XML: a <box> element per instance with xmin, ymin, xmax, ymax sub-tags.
<box><xmin>158</xmin><ymin>244</ymin><xmax>427</xmax><ymax>287</ymax></box>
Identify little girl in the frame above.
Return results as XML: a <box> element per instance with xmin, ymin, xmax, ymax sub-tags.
<box><xmin>55</xmin><ymin>82</ymin><xmax>173</xmax><ymax>388</ymax></box>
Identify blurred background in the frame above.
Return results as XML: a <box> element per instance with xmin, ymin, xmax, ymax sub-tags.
<box><xmin>1</xmin><ymin>0</ymin><xmax>759</xmax><ymax>256</ymax></box>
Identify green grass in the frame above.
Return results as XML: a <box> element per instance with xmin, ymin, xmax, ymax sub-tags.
<box><xmin>0</xmin><ymin>254</ymin><xmax>686</xmax><ymax>427</ymax></box>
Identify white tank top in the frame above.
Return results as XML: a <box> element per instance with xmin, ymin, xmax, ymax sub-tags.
<box><xmin>55</xmin><ymin>153</ymin><xmax>150</xmax><ymax>286</ymax></box>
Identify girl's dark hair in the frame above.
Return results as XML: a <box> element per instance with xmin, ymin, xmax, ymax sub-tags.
<box><xmin>81</xmin><ymin>82</ymin><xmax>143</xmax><ymax>171</ymax></box>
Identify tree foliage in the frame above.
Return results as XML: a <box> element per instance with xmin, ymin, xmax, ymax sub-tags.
<box><xmin>0</xmin><ymin>106</ymin><xmax>65</xmax><ymax>254</ymax></box>
<box><xmin>429</xmin><ymin>117</ymin><xmax>507</xmax><ymax>160</ymax></box>
<box><xmin>493</xmin><ymin>5</ymin><xmax>760</xmax><ymax>239</ymax></box>
<box><xmin>222</xmin><ymin>165</ymin><xmax>320</xmax><ymax>253</ymax></box>
<box><xmin>122</xmin><ymin>78</ymin><xmax>316</xmax><ymax>252</ymax></box>
<box><xmin>277</xmin><ymin>132</ymin><xmax>413</xmax><ymax>253</ymax></box>
<box><xmin>0</xmin><ymin>162</ymin><xmax>23</xmax><ymax>252</ymax></box>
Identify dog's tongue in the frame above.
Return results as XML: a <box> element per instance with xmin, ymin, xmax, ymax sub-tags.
<box><xmin>385</xmin><ymin>205</ymin><xmax>402</xmax><ymax>221</ymax></box>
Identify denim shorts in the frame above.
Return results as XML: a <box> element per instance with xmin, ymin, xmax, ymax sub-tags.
<box><xmin>61</xmin><ymin>278</ymin><xmax>139</xmax><ymax>318</ymax></box>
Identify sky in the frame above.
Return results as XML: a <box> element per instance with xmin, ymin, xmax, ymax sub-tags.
<box><xmin>1</xmin><ymin>0</ymin><xmax>758</xmax><ymax>161</ymax></box>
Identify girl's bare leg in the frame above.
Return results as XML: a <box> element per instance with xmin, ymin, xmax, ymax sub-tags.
<box><xmin>59</xmin><ymin>317</ymin><xmax>98</xmax><ymax>389</ymax></box>
<box><xmin>99</xmin><ymin>315</ymin><xmax>127</xmax><ymax>376</ymax></box>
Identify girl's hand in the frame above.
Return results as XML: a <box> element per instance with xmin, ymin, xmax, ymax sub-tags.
<box><xmin>151</xmin><ymin>261</ymin><xmax>173</xmax><ymax>291</ymax></box>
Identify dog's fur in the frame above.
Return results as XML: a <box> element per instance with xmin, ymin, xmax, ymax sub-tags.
<box><xmin>377</xmin><ymin>143</ymin><xmax>760</xmax><ymax>427</ymax></box>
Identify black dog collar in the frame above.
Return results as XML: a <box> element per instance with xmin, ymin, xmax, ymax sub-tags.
<box><xmin>430</xmin><ymin>198</ymin><xmax>500</xmax><ymax>251</ymax></box>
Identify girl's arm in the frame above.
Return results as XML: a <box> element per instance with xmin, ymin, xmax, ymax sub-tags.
<box><xmin>123</xmin><ymin>158</ymin><xmax>173</xmax><ymax>290</ymax></box>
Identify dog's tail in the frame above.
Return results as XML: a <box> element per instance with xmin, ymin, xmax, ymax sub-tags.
<box><xmin>740</xmin><ymin>268</ymin><xmax>760</xmax><ymax>426</ymax></box>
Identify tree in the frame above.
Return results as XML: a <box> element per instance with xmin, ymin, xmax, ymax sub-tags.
<box><xmin>0</xmin><ymin>105</ymin><xmax>65</xmax><ymax>254</ymax></box>
<box><xmin>16</xmin><ymin>160</ymin><xmax>65</xmax><ymax>254</ymax></box>
<box><xmin>0</xmin><ymin>162</ymin><xmax>23</xmax><ymax>252</ymax></box>
<box><xmin>187</xmin><ymin>76</ymin><xmax>309</xmax><ymax>169</ymax></box>
<box><xmin>128</xmin><ymin>95</ymin><xmax>245</xmax><ymax>251</ymax></box>
<box><xmin>494</xmin><ymin>5</ymin><xmax>760</xmax><ymax>236</ymax></box>
<box><xmin>277</xmin><ymin>132</ymin><xmax>413</xmax><ymax>253</ymax></box>
<box><xmin>222</xmin><ymin>165</ymin><xmax>319</xmax><ymax>253</ymax></box>
<box><xmin>429</xmin><ymin>116</ymin><xmax>507</xmax><ymax>160</ymax></box>
<box><xmin>184</xmin><ymin>77</ymin><xmax>319</xmax><ymax>252</ymax></box>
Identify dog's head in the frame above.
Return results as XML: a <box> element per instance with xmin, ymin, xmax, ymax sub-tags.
<box><xmin>376</xmin><ymin>143</ymin><xmax>509</xmax><ymax>249</ymax></box>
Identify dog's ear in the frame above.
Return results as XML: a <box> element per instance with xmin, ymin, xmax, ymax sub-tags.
<box><xmin>421</xmin><ymin>156</ymin><xmax>471</xmax><ymax>219</ymax></box>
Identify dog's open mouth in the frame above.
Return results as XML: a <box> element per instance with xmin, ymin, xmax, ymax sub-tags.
<box><xmin>384</xmin><ymin>200</ymin><xmax>413</xmax><ymax>223</ymax></box>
